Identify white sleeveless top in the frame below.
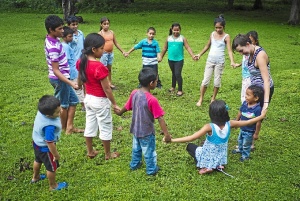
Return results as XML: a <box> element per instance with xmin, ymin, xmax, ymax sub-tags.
<box><xmin>207</xmin><ymin>32</ymin><xmax>228</xmax><ymax>64</ymax></box>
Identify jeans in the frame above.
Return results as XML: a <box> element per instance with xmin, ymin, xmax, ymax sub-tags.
<box><xmin>130</xmin><ymin>134</ymin><xmax>158</xmax><ymax>175</ymax></box>
<box><xmin>237</xmin><ymin>130</ymin><xmax>254</xmax><ymax>159</ymax></box>
<box><xmin>100</xmin><ymin>52</ymin><xmax>114</xmax><ymax>66</ymax></box>
<box><xmin>49</xmin><ymin>78</ymin><xmax>79</xmax><ymax>108</ymax></box>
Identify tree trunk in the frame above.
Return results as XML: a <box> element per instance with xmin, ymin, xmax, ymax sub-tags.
<box><xmin>120</xmin><ymin>0</ymin><xmax>134</xmax><ymax>3</ymax></box>
<box><xmin>253</xmin><ymin>0</ymin><xmax>263</xmax><ymax>10</ymax></box>
<box><xmin>62</xmin><ymin>0</ymin><xmax>75</xmax><ymax>21</ymax></box>
<box><xmin>228</xmin><ymin>0</ymin><xmax>234</xmax><ymax>10</ymax></box>
<box><xmin>288</xmin><ymin>0</ymin><xmax>299</xmax><ymax>25</ymax></box>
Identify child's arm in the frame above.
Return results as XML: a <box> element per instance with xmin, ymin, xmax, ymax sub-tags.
<box><xmin>126</xmin><ymin>47</ymin><xmax>135</xmax><ymax>57</ymax></box>
<box><xmin>171</xmin><ymin>124</ymin><xmax>211</xmax><ymax>143</ymax></box>
<box><xmin>44</xmin><ymin>125</ymin><xmax>59</xmax><ymax>161</ymax></box>
<box><xmin>196</xmin><ymin>38</ymin><xmax>211</xmax><ymax>60</ymax></box>
<box><xmin>114</xmin><ymin>106</ymin><xmax>128</xmax><ymax>116</ymax></box>
<box><xmin>157</xmin><ymin>116</ymin><xmax>171</xmax><ymax>142</ymax></box>
<box><xmin>230</xmin><ymin>109</ymin><xmax>267</xmax><ymax>128</ymax></box>
<box><xmin>112</xmin><ymin>31</ymin><xmax>126</xmax><ymax>56</ymax></box>
<box><xmin>183</xmin><ymin>37</ymin><xmax>196</xmax><ymax>60</ymax></box>
<box><xmin>235</xmin><ymin>111</ymin><xmax>242</xmax><ymax>121</ymax></box>
<box><xmin>101</xmin><ymin>77</ymin><xmax>120</xmax><ymax>111</ymax></box>
<box><xmin>157</xmin><ymin>52</ymin><xmax>162</xmax><ymax>63</ymax></box>
<box><xmin>253</xmin><ymin>120</ymin><xmax>261</xmax><ymax>140</ymax></box>
<box><xmin>47</xmin><ymin>142</ymin><xmax>60</xmax><ymax>161</ymax></box>
<box><xmin>225</xmin><ymin>35</ymin><xmax>236</xmax><ymax>67</ymax></box>
<box><xmin>160</xmin><ymin>39</ymin><xmax>168</xmax><ymax>61</ymax></box>
<box><xmin>52</xmin><ymin>61</ymin><xmax>78</xmax><ymax>89</ymax></box>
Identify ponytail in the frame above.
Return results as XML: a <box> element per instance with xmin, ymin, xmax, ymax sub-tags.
<box><xmin>169</xmin><ymin>22</ymin><xmax>181</xmax><ymax>35</ymax></box>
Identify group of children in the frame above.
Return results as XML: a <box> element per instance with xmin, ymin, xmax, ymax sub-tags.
<box><xmin>31</xmin><ymin>14</ymin><xmax>270</xmax><ymax>191</ymax></box>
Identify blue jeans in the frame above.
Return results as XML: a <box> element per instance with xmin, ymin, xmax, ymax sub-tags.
<box><xmin>100</xmin><ymin>52</ymin><xmax>114</xmax><ymax>66</ymax></box>
<box><xmin>237</xmin><ymin>130</ymin><xmax>254</xmax><ymax>159</ymax></box>
<box><xmin>143</xmin><ymin>64</ymin><xmax>161</xmax><ymax>86</ymax></box>
<box><xmin>130</xmin><ymin>134</ymin><xmax>158</xmax><ymax>175</ymax></box>
<box><xmin>49</xmin><ymin>78</ymin><xmax>79</xmax><ymax>108</ymax></box>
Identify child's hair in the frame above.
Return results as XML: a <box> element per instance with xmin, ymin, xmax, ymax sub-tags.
<box><xmin>45</xmin><ymin>15</ymin><xmax>64</xmax><ymax>34</ymax></box>
<box><xmin>79</xmin><ymin>33</ymin><xmax>105</xmax><ymax>83</ymax></box>
<box><xmin>209</xmin><ymin>100</ymin><xmax>230</xmax><ymax>126</ymax></box>
<box><xmin>38</xmin><ymin>95</ymin><xmax>60</xmax><ymax>116</ymax></box>
<box><xmin>99</xmin><ymin>16</ymin><xmax>110</xmax><ymax>31</ymax></box>
<box><xmin>62</xmin><ymin>26</ymin><xmax>74</xmax><ymax>38</ymax></box>
<box><xmin>138</xmin><ymin>68</ymin><xmax>157</xmax><ymax>87</ymax></box>
<box><xmin>214</xmin><ymin>14</ymin><xmax>226</xmax><ymax>27</ymax></box>
<box><xmin>169</xmin><ymin>22</ymin><xmax>181</xmax><ymax>35</ymax></box>
<box><xmin>66</xmin><ymin>15</ymin><xmax>79</xmax><ymax>25</ymax></box>
<box><xmin>231</xmin><ymin>34</ymin><xmax>251</xmax><ymax>52</ymax></box>
<box><xmin>246</xmin><ymin>31</ymin><xmax>259</xmax><ymax>46</ymax></box>
<box><xmin>247</xmin><ymin>85</ymin><xmax>264</xmax><ymax>103</ymax></box>
<box><xmin>147</xmin><ymin>27</ymin><xmax>156</xmax><ymax>33</ymax></box>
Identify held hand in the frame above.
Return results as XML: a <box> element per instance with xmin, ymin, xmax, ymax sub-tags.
<box><xmin>163</xmin><ymin>134</ymin><xmax>172</xmax><ymax>143</ymax></box>
<box><xmin>53</xmin><ymin>154</ymin><xmax>60</xmax><ymax>161</ymax></box>
<box><xmin>262</xmin><ymin>103</ymin><xmax>269</xmax><ymax>113</ymax></box>
<box><xmin>261</xmin><ymin>107</ymin><xmax>268</xmax><ymax>117</ymax></box>
<box><xmin>72</xmin><ymin>82</ymin><xmax>79</xmax><ymax>90</ymax></box>
<box><xmin>123</xmin><ymin>52</ymin><xmax>129</xmax><ymax>57</ymax></box>
<box><xmin>253</xmin><ymin>133</ymin><xmax>259</xmax><ymax>140</ymax></box>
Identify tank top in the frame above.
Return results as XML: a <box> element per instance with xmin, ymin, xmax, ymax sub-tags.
<box><xmin>247</xmin><ymin>47</ymin><xmax>274</xmax><ymax>88</ymax></box>
<box><xmin>207</xmin><ymin>32</ymin><xmax>228</xmax><ymax>64</ymax></box>
<box><xmin>100</xmin><ymin>30</ymin><xmax>114</xmax><ymax>53</ymax></box>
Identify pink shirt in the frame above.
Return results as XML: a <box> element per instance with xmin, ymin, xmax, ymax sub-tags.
<box><xmin>76</xmin><ymin>60</ymin><xmax>108</xmax><ymax>97</ymax></box>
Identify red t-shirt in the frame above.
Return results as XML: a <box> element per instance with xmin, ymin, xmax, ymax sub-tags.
<box><xmin>76</xmin><ymin>60</ymin><xmax>108</xmax><ymax>97</ymax></box>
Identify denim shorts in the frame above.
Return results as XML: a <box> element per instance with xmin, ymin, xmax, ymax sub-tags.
<box><xmin>100</xmin><ymin>52</ymin><xmax>114</xmax><ymax>66</ymax></box>
<box><xmin>49</xmin><ymin>78</ymin><xmax>79</xmax><ymax>108</ymax></box>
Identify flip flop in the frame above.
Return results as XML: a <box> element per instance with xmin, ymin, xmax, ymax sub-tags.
<box><xmin>30</xmin><ymin>174</ymin><xmax>46</xmax><ymax>183</ymax></box>
<box><xmin>51</xmin><ymin>182</ymin><xmax>68</xmax><ymax>191</ymax></box>
<box><xmin>105</xmin><ymin>152</ymin><xmax>120</xmax><ymax>160</ymax></box>
<box><xmin>176</xmin><ymin>92</ymin><xmax>183</xmax><ymax>97</ymax></box>
<box><xmin>87</xmin><ymin>150</ymin><xmax>99</xmax><ymax>159</ymax></box>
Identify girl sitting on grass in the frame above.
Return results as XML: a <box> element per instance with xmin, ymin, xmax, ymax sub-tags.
<box><xmin>165</xmin><ymin>100</ymin><xmax>266</xmax><ymax>175</ymax></box>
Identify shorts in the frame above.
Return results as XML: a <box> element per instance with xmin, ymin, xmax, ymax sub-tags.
<box><xmin>100</xmin><ymin>52</ymin><xmax>114</xmax><ymax>66</ymax></box>
<box><xmin>84</xmin><ymin>94</ymin><xmax>112</xmax><ymax>140</ymax></box>
<box><xmin>71</xmin><ymin>78</ymin><xmax>85</xmax><ymax>103</ymax></box>
<box><xmin>241</xmin><ymin>77</ymin><xmax>251</xmax><ymax>103</ymax></box>
<box><xmin>49</xmin><ymin>78</ymin><xmax>79</xmax><ymax>108</ymax></box>
<box><xmin>201</xmin><ymin>61</ymin><xmax>225</xmax><ymax>87</ymax></box>
<box><xmin>34</xmin><ymin>146</ymin><xmax>59</xmax><ymax>172</ymax></box>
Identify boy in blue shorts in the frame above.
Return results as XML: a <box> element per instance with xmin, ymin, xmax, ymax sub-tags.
<box><xmin>31</xmin><ymin>95</ymin><xmax>68</xmax><ymax>191</ymax></box>
<box><xmin>114</xmin><ymin>68</ymin><xmax>171</xmax><ymax>175</ymax></box>
<box><xmin>126</xmin><ymin>27</ymin><xmax>162</xmax><ymax>88</ymax></box>
<box><xmin>44</xmin><ymin>15</ymin><xmax>83</xmax><ymax>134</ymax></box>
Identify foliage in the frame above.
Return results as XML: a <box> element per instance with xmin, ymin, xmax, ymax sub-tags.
<box><xmin>0</xmin><ymin>10</ymin><xmax>299</xmax><ymax>200</ymax></box>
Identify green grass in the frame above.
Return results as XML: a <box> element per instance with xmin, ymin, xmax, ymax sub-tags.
<box><xmin>0</xmin><ymin>10</ymin><xmax>300</xmax><ymax>200</ymax></box>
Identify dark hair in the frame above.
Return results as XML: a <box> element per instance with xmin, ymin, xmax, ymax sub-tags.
<box><xmin>232</xmin><ymin>34</ymin><xmax>251</xmax><ymax>52</ymax></box>
<box><xmin>209</xmin><ymin>100</ymin><xmax>230</xmax><ymax>126</ymax></box>
<box><xmin>247</xmin><ymin>31</ymin><xmax>259</xmax><ymax>46</ymax></box>
<box><xmin>66</xmin><ymin>15</ymin><xmax>79</xmax><ymax>25</ymax></box>
<box><xmin>147</xmin><ymin>27</ymin><xmax>156</xmax><ymax>33</ymax></box>
<box><xmin>45</xmin><ymin>15</ymin><xmax>64</xmax><ymax>34</ymax></box>
<box><xmin>99</xmin><ymin>16</ymin><xmax>110</xmax><ymax>31</ymax></box>
<box><xmin>38</xmin><ymin>95</ymin><xmax>60</xmax><ymax>116</ymax></box>
<box><xmin>214</xmin><ymin>14</ymin><xmax>226</xmax><ymax>27</ymax></box>
<box><xmin>169</xmin><ymin>22</ymin><xmax>181</xmax><ymax>35</ymax></box>
<box><xmin>247</xmin><ymin>85</ymin><xmax>264</xmax><ymax>103</ymax></box>
<box><xmin>138</xmin><ymin>68</ymin><xmax>157</xmax><ymax>87</ymax></box>
<box><xmin>62</xmin><ymin>26</ymin><xmax>74</xmax><ymax>37</ymax></box>
<box><xmin>79</xmin><ymin>33</ymin><xmax>105</xmax><ymax>83</ymax></box>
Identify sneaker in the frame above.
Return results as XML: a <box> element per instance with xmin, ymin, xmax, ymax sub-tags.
<box><xmin>52</xmin><ymin>182</ymin><xmax>68</xmax><ymax>191</ymax></box>
<box><xmin>240</xmin><ymin>157</ymin><xmax>249</xmax><ymax>162</ymax></box>
<box><xmin>232</xmin><ymin>149</ymin><xmax>241</xmax><ymax>154</ymax></box>
<box><xmin>148</xmin><ymin>166</ymin><xmax>160</xmax><ymax>176</ymax></box>
<box><xmin>130</xmin><ymin>161</ymin><xmax>143</xmax><ymax>171</ymax></box>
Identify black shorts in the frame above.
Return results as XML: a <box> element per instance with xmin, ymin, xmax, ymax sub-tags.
<box><xmin>34</xmin><ymin>147</ymin><xmax>59</xmax><ymax>172</ymax></box>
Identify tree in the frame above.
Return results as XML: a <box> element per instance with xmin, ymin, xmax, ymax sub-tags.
<box><xmin>253</xmin><ymin>0</ymin><xmax>263</xmax><ymax>10</ymax></box>
<box><xmin>62</xmin><ymin>0</ymin><xmax>76</xmax><ymax>21</ymax></box>
<box><xmin>288</xmin><ymin>0</ymin><xmax>299</xmax><ymax>25</ymax></box>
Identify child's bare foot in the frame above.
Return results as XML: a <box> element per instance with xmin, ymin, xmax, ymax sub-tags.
<box><xmin>210</xmin><ymin>98</ymin><xmax>215</xmax><ymax>103</ymax></box>
<box><xmin>199</xmin><ymin>168</ymin><xmax>214</xmax><ymax>175</ymax></box>
<box><xmin>168</xmin><ymin>88</ymin><xmax>175</xmax><ymax>93</ymax></box>
<box><xmin>105</xmin><ymin>152</ymin><xmax>120</xmax><ymax>160</ymax></box>
<box><xmin>87</xmin><ymin>150</ymin><xmax>99</xmax><ymax>159</ymax></box>
<box><xmin>66</xmin><ymin>128</ymin><xmax>85</xmax><ymax>134</ymax></box>
<box><xmin>196</xmin><ymin>99</ymin><xmax>202</xmax><ymax>107</ymax></box>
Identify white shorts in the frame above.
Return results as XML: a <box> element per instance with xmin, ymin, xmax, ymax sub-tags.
<box><xmin>241</xmin><ymin>77</ymin><xmax>251</xmax><ymax>103</ymax></box>
<box><xmin>84</xmin><ymin>94</ymin><xmax>112</xmax><ymax>140</ymax></box>
<box><xmin>201</xmin><ymin>61</ymin><xmax>225</xmax><ymax>87</ymax></box>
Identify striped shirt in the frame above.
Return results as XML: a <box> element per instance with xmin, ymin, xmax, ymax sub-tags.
<box><xmin>44</xmin><ymin>35</ymin><xmax>69</xmax><ymax>79</ymax></box>
<box><xmin>134</xmin><ymin>38</ymin><xmax>160</xmax><ymax>65</ymax></box>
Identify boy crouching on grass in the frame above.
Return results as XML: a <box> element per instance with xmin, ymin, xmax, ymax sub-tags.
<box><xmin>31</xmin><ymin>95</ymin><xmax>68</xmax><ymax>191</ymax></box>
<box><xmin>114</xmin><ymin>68</ymin><xmax>171</xmax><ymax>175</ymax></box>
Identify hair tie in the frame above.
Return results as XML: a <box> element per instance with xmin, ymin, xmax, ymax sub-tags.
<box><xmin>225</xmin><ymin>104</ymin><xmax>230</xmax><ymax>111</ymax></box>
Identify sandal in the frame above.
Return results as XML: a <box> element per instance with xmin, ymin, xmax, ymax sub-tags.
<box><xmin>30</xmin><ymin>174</ymin><xmax>46</xmax><ymax>183</ymax></box>
<box><xmin>51</xmin><ymin>182</ymin><xmax>68</xmax><ymax>191</ymax></box>
<box><xmin>105</xmin><ymin>152</ymin><xmax>120</xmax><ymax>160</ymax></box>
<box><xmin>176</xmin><ymin>91</ymin><xmax>183</xmax><ymax>97</ymax></box>
<box><xmin>199</xmin><ymin>168</ymin><xmax>214</xmax><ymax>175</ymax></box>
<box><xmin>168</xmin><ymin>88</ymin><xmax>175</xmax><ymax>93</ymax></box>
<box><xmin>87</xmin><ymin>150</ymin><xmax>99</xmax><ymax>159</ymax></box>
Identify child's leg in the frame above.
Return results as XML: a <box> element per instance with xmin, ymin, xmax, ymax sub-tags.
<box><xmin>211</xmin><ymin>87</ymin><xmax>219</xmax><ymax>103</ymax></box>
<box><xmin>107</xmin><ymin>64</ymin><xmax>114</xmax><ymax>87</ymax></box>
<box><xmin>168</xmin><ymin>60</ymin><xmax>176</xmax><ymax>90</ymax></box>
<box><xmin>197</xmin><ymin>61</ymin><xmax>214</xmax><ymax>106</ymax></box>
<box><xmin>47</xmin><ymin>170</ymin><xmax>57</xmax><ymax>190</ymax></box>
<box><xmin>60</xmin><ymin>107</ymin><xmax>68</xmax><ymax>131</ymax></box>
<box><xmin>186</xmin><ymin>143</ymin><xmax>198</xmax><ymax>163</ymax></box>
<box><xmin>212</xmin><ymin>63</ymin><xmax>225</xmax><ymax>102</ymax></box>
<box><xmin>32</xmin><ymin>161</ymin><xmax>42</xmax><ymax>181</ymax></box>
<box><xmin>173</xmin><ymin>60</ymin><xmax>184</xmax><ymax>93</ymax></box>
<box><xmin>102</xmin><ymin>140</ymin><xmax>119</xmax><ymax>160</ymax></box>
<box><xmin>85</xmin><ymin>137</ymin><xmax>99</xmax><ymax>158</ymax></box>
<box><xmin>241</xmin><ymin>131</ymin><xmax>253</xmax><ymax>160</ymax></box>
<box><xmin>140</xmin><ymin>134</ymin><xmax>158</xmax><ymax>175</ymax></box>
<box><xmin>130</xmin><ymin>135</ymin><xmax>143</xmax><ymax>170</ymax></box>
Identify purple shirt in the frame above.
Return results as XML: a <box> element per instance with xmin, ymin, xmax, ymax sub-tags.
<box><xmin>125</xmin><ymin>90</ymin><xmax>165</xmax><ymax>138</ymax></box>
<box><xmin>44</xmin><ymin>35</ymin><xmax>69</xmax><ymax>79</ymax></box>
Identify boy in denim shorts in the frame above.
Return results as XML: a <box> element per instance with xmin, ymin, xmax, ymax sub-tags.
<box><xmin>31</xmin><ymin>95</ymin><xmax>67</xmax><ymax>191</ymax></box>
<box><xmin>44</xmin><ymin>15</ymin><xmax>83</xmax><ymax>134</ymax></box>
<box><xmin>114</xmin><ymin>68</ymin><xmax>171</xmax><ymax>175</ymax></box>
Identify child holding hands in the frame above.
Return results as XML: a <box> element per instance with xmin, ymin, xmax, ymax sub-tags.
<box><xmin>165</xmin><ymin>100</ymin><xmax>266</xmax><ymax>175</ymax></box>
<box><xmin>114</xmin><ymin>68</ymin><xmax>171</xmax><ymax>175</ymax></box>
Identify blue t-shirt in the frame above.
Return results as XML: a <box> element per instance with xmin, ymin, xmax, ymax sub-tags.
<box><xmin>240</xmin><ymin>101</ymin><xmax>261</xmax><ymax>132</ymax></box>
<box><xmin>242</xmin><ymin>55</ymin><xmax>251</xmax><ymax>79</ymax></box>
<box><xmin>69</xmin><ymin>30</ymin><xmax>84</xmax><ymax>61</ymax></box>
<box><xmin>134</xmin><ymin>38</ymin><xmax>160</xmax><ymax>65</ymax></box>
<box><xmin>62</xmin><ymin>42</ymin><xmax>78</xmax><ymax>80</ymax></box>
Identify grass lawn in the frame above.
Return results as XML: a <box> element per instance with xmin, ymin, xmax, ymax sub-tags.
<box><xmin>0</xmin><ymin>9</ymin><xmax>299</xmax><ymax>200</ymax></box>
